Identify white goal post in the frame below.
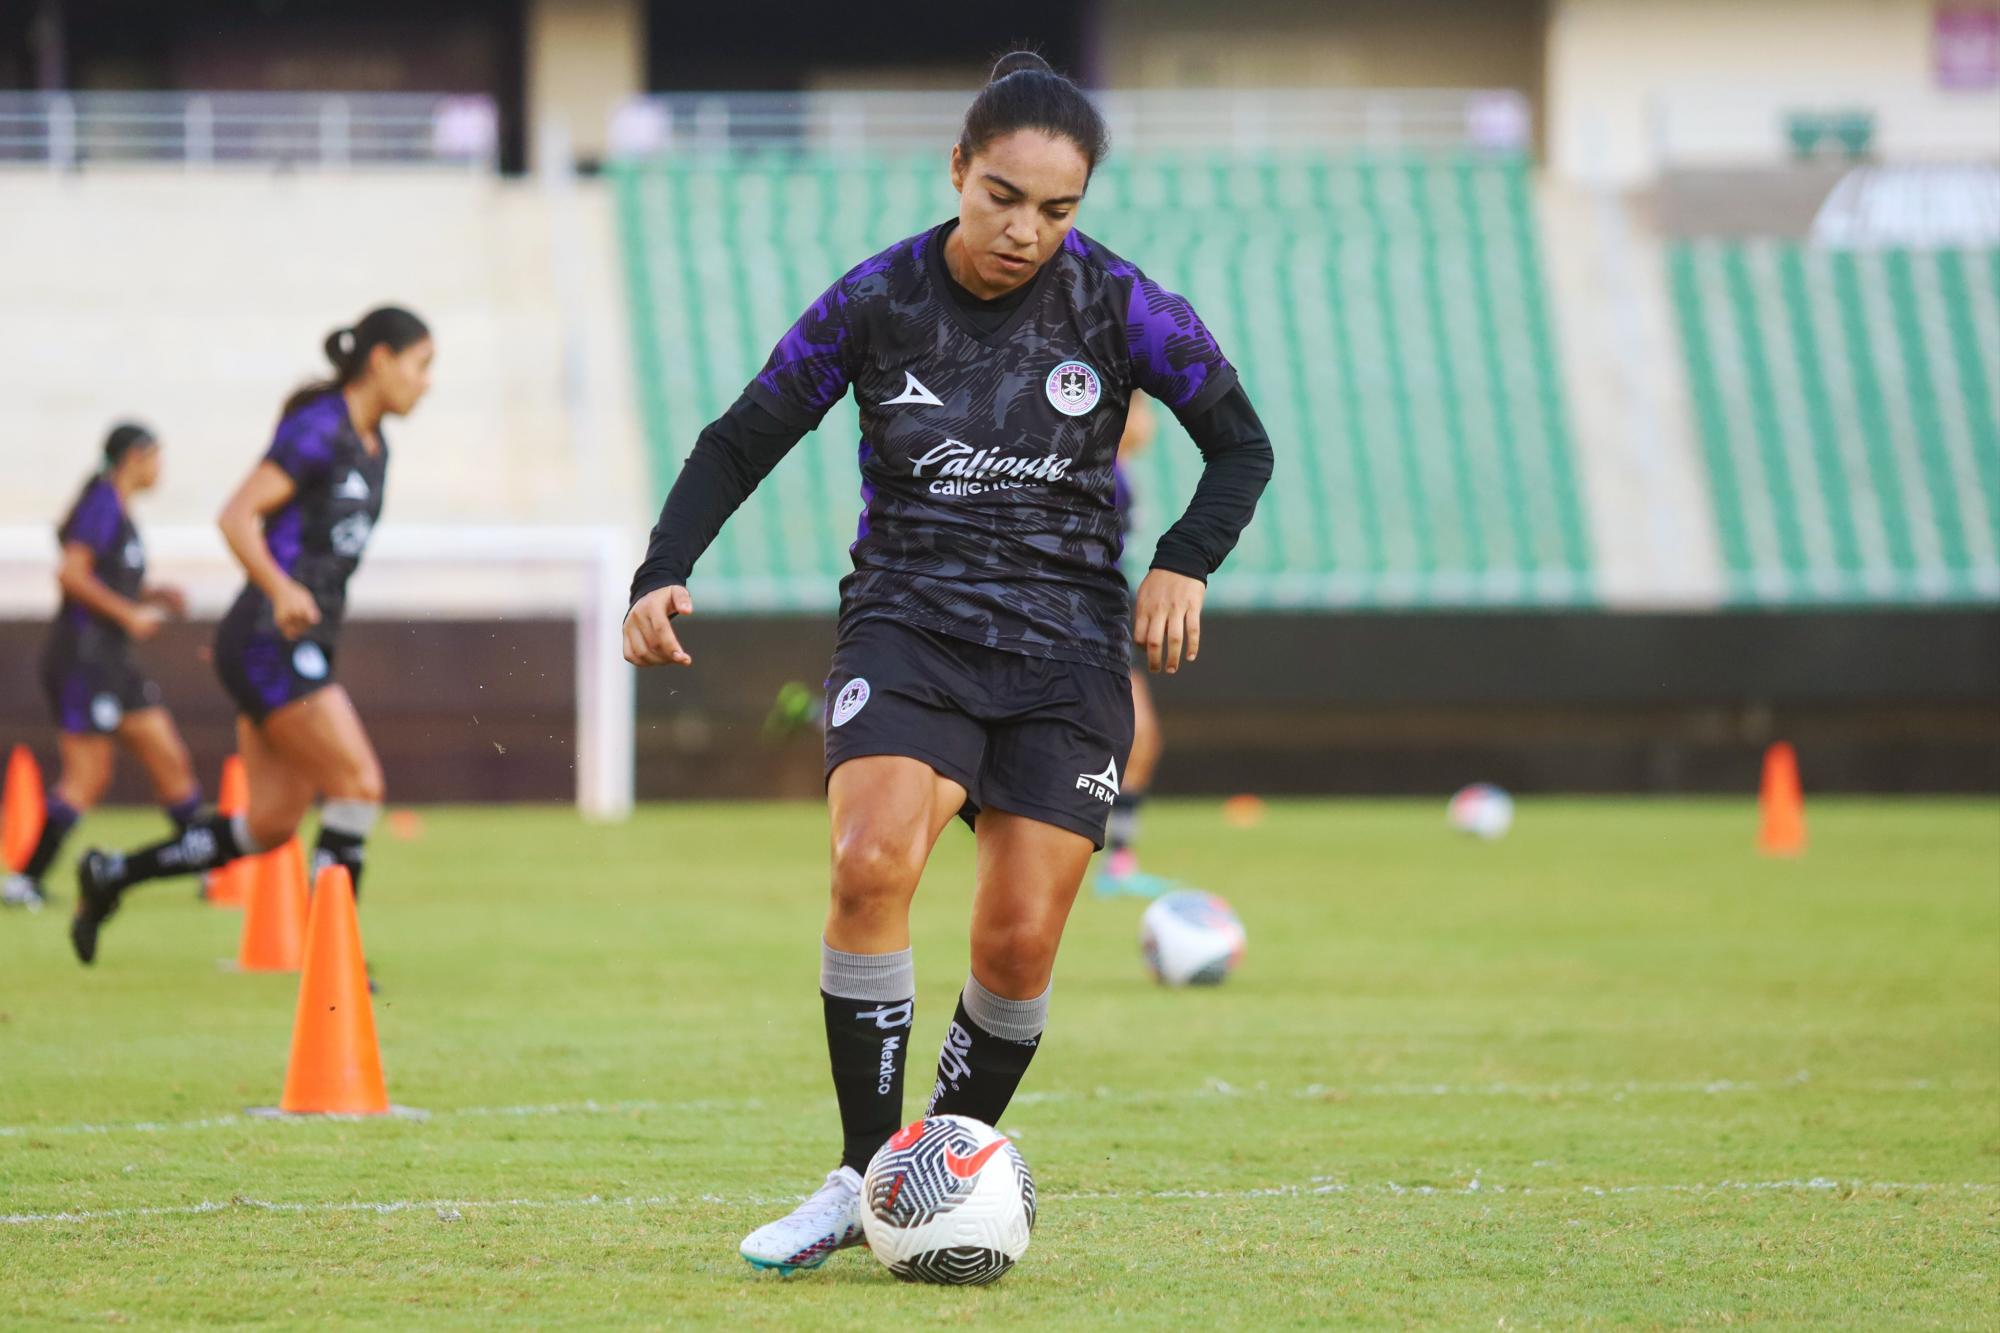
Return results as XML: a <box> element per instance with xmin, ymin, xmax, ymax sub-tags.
<box><xmin>0</xmin><ymin>524</ymin><xmax>635</xmax><ymax>821</ymax></box>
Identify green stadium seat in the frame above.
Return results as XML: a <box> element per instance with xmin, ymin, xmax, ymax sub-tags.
<box><xmin>1669</xmin><ymin>241</ymin><xmax>2000</xmax><ymax>603</ymax></box>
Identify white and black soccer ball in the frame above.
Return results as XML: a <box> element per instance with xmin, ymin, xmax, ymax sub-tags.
<box><xmin>861</xmin><ymin>1115</ymin><xmax>1035</xmax><ymax>1285</ymax></box>
<box><xmin>1140</xmin><ymin>890</ymin><xmax>1247</xmax><ymax>987</ymax></box>
<box><xmin>1448</xmin><ymin>782</ymin><xmax>1515</xmax><ymax>839</ymax></box>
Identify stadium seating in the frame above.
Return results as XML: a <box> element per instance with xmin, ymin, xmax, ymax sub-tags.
<box><xmin>1669</xmin><ymin>242</ymin><xmax>2000</xmax><ymax>603</ymax></box>
<box><xmin>613</xmin><ymin>152</ymin><xmax>1594</xmax><ymax>609</ymax></box>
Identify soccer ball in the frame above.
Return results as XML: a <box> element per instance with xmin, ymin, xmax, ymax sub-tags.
<box><xmin>861</xmin><ymin>1115</ymin><xmax>1036</xmax><ymax>1284</ymax></box>
<box><xmin>1140</xmin><ymin>890</ymin><xmax>1247</xmax><ymax>986</ymax></box>
<box><xmin>1448</xmin><ymin>783</ymin><xmax>1515</xmax><ymax>839</ymax></box>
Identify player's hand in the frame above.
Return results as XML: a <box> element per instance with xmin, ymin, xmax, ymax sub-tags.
<box><xmin>146</xmin><ymin>584</ymin><xmax>189</xmax><ymax>618</ymax></box>
<box><xmin>124</xmin><ymin>604</ymin><xmax>166</xmax><ymax>642</ymax></box>
<box><xmin>624</xmin><ymin>585</ymin><xmax>694</xmax><ymax>667</ymax></box>
<box><xmin>1133</xmin><ymin>568</ymin><xmax>1205</xmax><ymax>674</ymax></box>
<box><xmin>271</xmin><ymin>579</ymin><xmax>322</xmax><ymax>640</ymax></box>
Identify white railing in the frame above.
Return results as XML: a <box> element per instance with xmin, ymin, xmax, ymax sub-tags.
<box><xmin>0</xmin><ymin>92</ymin><xmax>500</xmax><ymax>171</ymax></box>
<box><xmin>607</xmin><ymin>88</ymin><xmax>1530</xmax><ymax>159</ymax></box>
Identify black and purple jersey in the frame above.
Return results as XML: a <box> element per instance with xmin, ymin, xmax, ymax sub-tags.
<box><xmin>53</xmin><ymin>478</ymin><xmax>144</xmax><ymax>644</ymax></box>
<box><xmin>745</xmin><ymin>222</ymin><xmax>1237</xmax><ymax>676</ymax></box>
<box><xmin>231</xmin><ymin>393</ymin><xmax>387</xmax><ymax>637</ymax></box>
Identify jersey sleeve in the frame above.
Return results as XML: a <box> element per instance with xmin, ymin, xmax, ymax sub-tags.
<box><xmin>60</xmin><ymin>484</ymin><xmax>121</xmax><ymax>555</ymax></box>
<box><xmin>744</xmin><ymin>274</ymin><xmax>864</xmax><ymax>430</ymax></box>
<box><xmin>263</xmin><ymin>410</ymin><xmax>337</xmax><ymax>486</ymax></box>
<box><xmin>1124</xmin><ymin>271</ymin><xmax>1239</xmax><ymax>417</ymax></box>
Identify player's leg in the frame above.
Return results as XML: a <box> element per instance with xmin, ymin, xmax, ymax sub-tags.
<box><xmin>928</xmin><ymin>656</ymin><xmax>1132</xmax><ymax>1125</ymax></box>
<box><xmin>739</xmin><ymin>754</ymin><xmax>968</xmax><ymax>1274</ymax></box>
<box><xmin>257</xmin><ymin>685</ymin><xmax>384</xmax><ymax>901</ymax></box>
<box><xmin>117</xmin><ymin>706</ymin><xmax>203</xmax><ymax>831</ymax></box>
<box><xmin>929</xmin><ymin>811</ymin><xmax>1094</xmax><ymax>1125</ymax></box>
<box><xmin>70</xmin><ymin>710</ymin><xmax>316</xmax><ymax>964</ymax></box>
<box><xmin>5</xmin><ymin>733</ymin><xmax>113</xmax><ymax>908</ymax></box>
<box><xmin>1098</xmin><ymin>665</ymin><xmax>1162</xmax><ymax>894</ymax></box>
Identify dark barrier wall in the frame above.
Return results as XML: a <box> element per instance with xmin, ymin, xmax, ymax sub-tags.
<box><xmin>0</xmin><ymin>619</ymin><xmax>577</xmax><ymax>805</ymax></box>
<box><xmin>4</xmin><ymin>609</ymin><xmax>1995</xmax><ymax>802</ymax></box>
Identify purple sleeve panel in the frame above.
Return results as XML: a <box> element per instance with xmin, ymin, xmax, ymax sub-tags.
<box><xmin>1124</xmin><ymin>272</ymin><xmax>1238</xmax><ymax>417</ymax></box>
<box><xmin>263</xmin><ymin>402</ymin><xmax>338</xmax><ymax>486</ymax></box>
<box><xmin>748</xmin><ymin>276</ymin><xmax>861</xmax><ymax>429</ymax></box>
<box><xmin>60</xmin><ymin>482</ymin><xmax>122</xmax><ymax>555</ymax></box>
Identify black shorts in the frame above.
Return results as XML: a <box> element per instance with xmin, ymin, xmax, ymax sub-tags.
<box><xmin>39</xmin><ymin>639</ymin><xmax>161</xmax><ymax>735</ymax></box>
<box><xmin>214</xmin><ymin>597</ymin><xmax>337</xmax><ymax>723</ymax></box>
<box><xmin>823</xmin><ymin>618</ymin><xmax>1135</xmax><ymax>848</ymax></box>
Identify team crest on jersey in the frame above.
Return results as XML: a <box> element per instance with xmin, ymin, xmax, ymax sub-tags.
<box><xmin>293</xmin><ymin>641</ymin><xmax>329</xmax><ymax>681</ymax></box>
<box><xmin>122</xmin><ymin>540</ymin><xmax>144</xmax><ymax>569</ymax></box>
<box><xmin>1045</xmin><ymin>360</ymin><xmax>1101</xmax><ymax>417</ymax></box>
<box><xmin>830</xmin><ymin>678</ymin><xmax>871</xmax><ymax>728</ymax></box>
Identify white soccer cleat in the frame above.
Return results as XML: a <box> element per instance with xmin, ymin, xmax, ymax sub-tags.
<box><xmin>2</xmin><ymin>873</ymin><xmax>46</xmax><ymax>910</ymax></box>
<box><xmin>740</xmin><ymin>1166</ymin><xmax>866</xmax><ymax>1275</ymax></box>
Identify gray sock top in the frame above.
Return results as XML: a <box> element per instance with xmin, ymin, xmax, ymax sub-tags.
<box><xmin>963</xmin><ymin>972</ymin><xmax>1050</xmax><ymax>1043</ymax></box>
<box><xmin>821</xmin><ymin>940</ymin><xmax>915</xmax><ymax>1001</ymax></box>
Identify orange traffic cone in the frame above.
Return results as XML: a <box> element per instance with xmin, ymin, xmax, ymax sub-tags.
<box><xmin>278</xmin><ymin>865</ymin><xmax>388</xmax><ymax>1115</ymax></box>
<box><xmin>235</xmin><ymin>838</ymin><xmax>308</xmax><ymax>971</ymax></box>
<box><xmin>1757</xmin><ymin>741</ymin><xmax>1807</xmax><ymax>856</ymax></box>
<box><xmin>206</xmin><ymin>756</ymin><xmax>251</xmax><ymax>907</ymax></box>
<box><xmin>2</xmin><ymin>744</ymin><xmax>46</xmax><ymax>873</ymax></box>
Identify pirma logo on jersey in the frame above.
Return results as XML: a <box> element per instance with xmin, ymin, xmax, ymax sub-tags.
<box><xmin>1045</xmin><ymin>360</ymin><xmax>1101</xmax><ymax>416</ymax></box>
<box><xmin>293</xmin><ymin>642</ymin><xmax>329</xmax><ymax>681</ymax></box>
<box><xmin>831</xmin><ymin>677</ymin><xmax>870</xmax><ymax>727</ymax></box>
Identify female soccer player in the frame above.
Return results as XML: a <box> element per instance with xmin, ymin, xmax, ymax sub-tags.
<box><xmin>624</xmin><ymin>53</ymin><xmax>1273</xmax><ymax>1272</ymax></box>
<box><xmin>3</xmin><ymin>424</ymin><xmax>202</xmax><ymax>911</ymax></box>
<box><xmin>70</xmin><ymin>307</ymin><xmax>433</xmax><ymax>964</ymax></box>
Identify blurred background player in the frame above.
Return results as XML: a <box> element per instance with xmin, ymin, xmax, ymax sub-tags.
<box><xmin>625</xmin><ymin>52</ymin><xmax>1272</xmax><ymax>1274</ymax></box>
<box><xmin>3</xmin><ymin>424</ymin><xmax>201</xmax><ymax>911</ymax></box>
<box><xmin>1097</xmin><ymin>391</ymin><xmax>1193</xmax><ymax>901</ymax></box>
<box><xmin>69</xmin><ymin>308</ymin><xmax>434</xmax><ymax>964</ymax></box>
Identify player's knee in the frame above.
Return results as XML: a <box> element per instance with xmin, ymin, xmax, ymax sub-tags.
<box><xmin>971</xmin><ymin>922</ymin><xmax>1060</xmax><ymax>997</ymax></box>
<box><xmin>327</xmin><ymin>762</ymin><xmax>385</xmax><ymax>806</ymax></box>
<box><xmin>246</xmin><ymin>809</ymin><xmax>298</xmax><ymax>851</ymax></box>
<box><xmin>829</xmin><ymin>827</ymin><xmax>924</xmax><ymax>908</ymax></box>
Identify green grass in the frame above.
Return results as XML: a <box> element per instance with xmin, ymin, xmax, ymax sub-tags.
<box><xmin>3</xmin><ymin>799</ymin><xmax>1996</xmax><ymax>1328</ymax></box>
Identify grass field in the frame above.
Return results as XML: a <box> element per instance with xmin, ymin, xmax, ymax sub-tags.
<box><xmin>2</xmin><ymin>798</ymin><xmax>1995</xmax><ymax>1328</ymax></box>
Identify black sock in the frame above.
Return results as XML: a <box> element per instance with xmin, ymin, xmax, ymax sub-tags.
<box><xmin>312</xmin><ymin>830</ymin><xmax>367</xmax><ymax>903</ymax></box>
<box><xmin>22</xmin><ymin>796</ymin><xmax>80</xmax><ymax>882</ymax></box>
<box><xmin>823</xmin><ymin>989</ymin><xmax>915</xmax><ymax>1173</ymax></box>
<box><xmin>926</xmin><ymin>993</ymin><xmax>1044</xmax><ymax>1128</ymax></box>
<box><xmin>102</xmin><ymin>812</ymin><xmax>246</xmax><ymax>892</ymax></box>
<box><xmin>1108</xmin><ymin>791</ymin><xmax>1143</xmax><ymax>855</ymax></box>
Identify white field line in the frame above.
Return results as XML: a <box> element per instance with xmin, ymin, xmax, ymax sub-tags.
<box><xmin>5</xmin><ymin>1178</ymin><xmax>1995</xmax><ymax>1228</ymax></box>
<box><xmin>0</xmin><ymin>1075</ymin><xmax>1966</xmax><ymax>1141</ymax></box>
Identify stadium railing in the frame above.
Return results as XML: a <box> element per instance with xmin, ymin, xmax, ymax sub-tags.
<box><xmin>0</xmin><ymin>92</ymin><xmax>500</xmax><ymax>171</ymax></box>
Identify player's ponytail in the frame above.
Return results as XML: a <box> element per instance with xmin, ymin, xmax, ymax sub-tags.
<box><xmin>959</xmin><ymin>49</ymin><xmax>1109</xmax><ymax>176</ymax></box>
<box><xmin>281</xmin><ymin>305</ymin><xmax>431</xmax><ymax>420</ymax></box>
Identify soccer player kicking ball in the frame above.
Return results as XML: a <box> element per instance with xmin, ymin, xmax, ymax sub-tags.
<box><xmin>70</xmin><ymin>309</ymin><xmax>433</xmax><ymax>965</ymax></box>
<box><xmin>625</xmin><ymin>52</ymin><xmax>1273</xmax><ymax>1274</ymax></box>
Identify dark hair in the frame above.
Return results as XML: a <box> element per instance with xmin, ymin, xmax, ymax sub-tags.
<box><xmin>102</xmin><ymin>421</ymin><xmax>157</xmax><ymax>472</ymax></box>
<box><xmin>281</xmin><ymin>305</ymin><xmax>430</xmax><ymax>419</ymax></box>
<box><xmin>958</xmin><ymin>50</ymin><xmax>1109</xmax><ymax>177</ymax></box>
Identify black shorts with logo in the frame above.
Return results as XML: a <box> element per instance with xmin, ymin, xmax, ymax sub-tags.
<box><xmin>213</xmin><ymin>592</ymin><xmax>338</xmax><ymax>723</ymax></box>
<box><xmin>823</xmin><ymin>617</ymin><xmax>1135</xmax><ymax>848</ymax></box>
<box><xmin>39</xmin><ymin>635</ymin><xmax>162</xmax><ymax>735</ymax></box>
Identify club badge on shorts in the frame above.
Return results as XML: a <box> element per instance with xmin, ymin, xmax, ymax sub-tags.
<box><xmin>830</xmin><ymin>677</ymin><xmax>871</xmax><ymax>728</ymax></box>
<box><xmin>293</xmin><ymin>641</ymin><xmax>329</xmax><ymax>681</ymax></box>
<box><xmin>1045</xmin><ymin>360</ymin><xmax>1101</xmax><ymax>417</ymax></box>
